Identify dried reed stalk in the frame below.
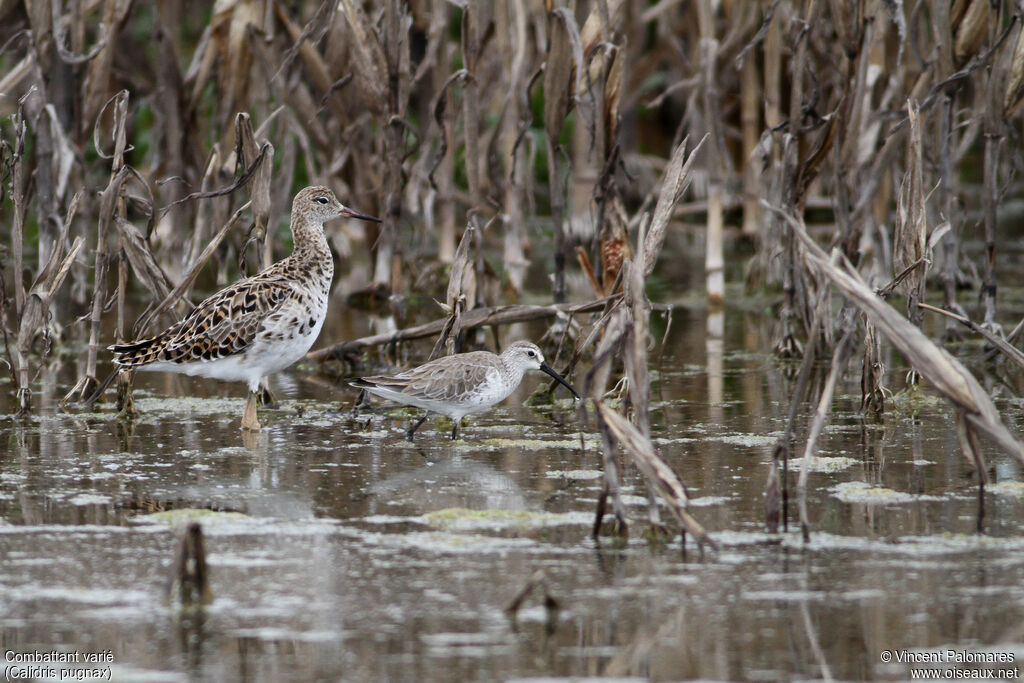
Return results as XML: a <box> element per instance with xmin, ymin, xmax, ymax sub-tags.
<box><xmin>373</xmin><ymin>0</ymin><xmax>410</xmax><ymax>291</ymax></box>
<box><xmin>796</xmin><ymin>307</ymin><xmax>857</xmax><ymax>541</ymax></box>
<box><xmin>68</xmin><ymin>91</ymin><xmax>132</xmax><ymax>403</ymax></box>
<box><xmin>596</xmin><ymin>402</ymin><xmax>715</xmax><ymax>550</ymax></box>
<box><xmin>429</xmin><ymin>220</ymin><xmax>477</xmax><ymax>360</ymax></box>
<box><xmin>696</xmin><ymin>0</ymin><xmax>724</xmax><ymax>306</ymax></box>
<box><xmin>308</xmin><ymin>296</ymin><xmax>621</xmax><ymax>361</ymax></box>
<box><xmin>980</xmin><ymin>12</ymin><xmax>1020</xmax><ymax>330</ymax></box>
<box><xmin>543</xmin><ymin>8</ymin><xmax>583</xmax><ymax>303</ymax></box>
<box><xmin>3</xmin><ymin>0</ymin><xmax>1024</xmax><ymax>433</ymax></box>
<box><xmin>894</xmin><ymin>101</ymin><xmax>927</xmax><ymax>329</ymax></box>
<box><xmin>235</xmin><ymin>113</ymin><xmax>274</xmax><ymax>274</ymax></box>
<box><xmin>773</xmin><ymin>203</ymin><xmax>1024</xmax><ymax>469</ymax></box>
<box><xmin>587</xmin><ymin>303</ymin><xmax>630</xmax><ymax>537</ymax></box>
<box><xmin>14</xmin><ymin>200</ymin><xmax>84</xmax><ymax>414</ymax></box>
<box><xmin>585</xmin><ymin>131</ymin><xmax>705</xmax><ymax>540</ymax></box>
<box><xmin>739</xmin><ymin>11</ymin><xmax>761</xmax><ymax>240</ymax></box>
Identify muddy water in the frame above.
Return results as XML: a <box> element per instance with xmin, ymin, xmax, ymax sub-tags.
<box><xmin>2</xmin><ymin>299</ymin><xmax>1024</xmax><ymax>682</ymax></box>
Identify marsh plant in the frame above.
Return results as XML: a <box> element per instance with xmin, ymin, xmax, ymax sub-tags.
<box><xmin>3</xmin><ymin>0</ymin><xmax>1024</xmax><ymax>534</ymax></box>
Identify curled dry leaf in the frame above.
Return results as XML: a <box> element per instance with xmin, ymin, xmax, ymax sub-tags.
<box><xmin>115</xmin><ymin>215</ymin><xmax>174</xmax><ymax>303</ymax></box>
<box><xmin>82</xmin><ymin>0</ymin><xmax>133</xmax><ymax>128</ymax></box>
<box><xmin>338</xmin><ymin>0</ymin><xmax>388</xmax><ymax>108</ymax></box>
<box><xmin>543</xmin><ymin>8</ymin><xmax>583</xmax><ymax>142</ymax></box>
<box><xmin>953</xmin><ymin>0</ymin><xmax>991</xmax><ymax>65</ymax></box>
<box><xmin>446</xmin><ymin>223</ymin><xmax>477</xmax><ymax>314</ymax></box>
<box><xmin>893</xmin><ymin>101</ymin><xmax>926</xmax><ymax>297</ymax></box>
<box><xmin>600</xmin><ymin>238</ymin><xmax>626</xmax><ymax>294</ymax></box>
<box><xmin>1004</xmin><ymin>23</ymin><xmax>1024</xmax><ymax>113</ymax></box>
<box><xmin>642</xmin><ymin>135</ymin><xmax>705</xmax><ymax>278</ymax></box>
<box><xmin>596</xmin><ymin>401</ymin><xmax>716</xmax><ymax>550</ymax></box>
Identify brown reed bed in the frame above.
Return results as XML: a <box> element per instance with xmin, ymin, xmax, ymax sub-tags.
<box><xmin>3</xmin><ymin>0</ymin><xmax>1024</xmax><ymax>537</ymax></box>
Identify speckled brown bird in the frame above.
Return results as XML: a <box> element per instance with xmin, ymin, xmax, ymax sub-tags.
<box><xmin>111</xmin><ymin>185</ymin><xmax>380</xmax><ymax>430</ymax></box>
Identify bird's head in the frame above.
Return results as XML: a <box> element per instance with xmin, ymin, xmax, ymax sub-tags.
<box><xmin>296</xmin><ymin>186</ymin><xmax>381</xmax><ymax>226</ymax></box>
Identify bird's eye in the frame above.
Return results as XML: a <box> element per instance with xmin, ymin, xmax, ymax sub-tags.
<box><xmin>315</xmin><ymin>197</ymin><xmax>329</xmax><ymax>205</ymax></box>
<box><xmin>527</xmin><ymin>350</ymin><xmax>536</xmax><ymax>357</ymax></box>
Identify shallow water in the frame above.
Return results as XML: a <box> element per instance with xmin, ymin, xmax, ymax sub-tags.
<box><xmin>2</xmin><ymin>297</ymin><xmax>1024</xmax><ymax>682</ymax></box>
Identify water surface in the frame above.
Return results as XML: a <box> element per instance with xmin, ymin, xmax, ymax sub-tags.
<box><xmin>2</xmin><ymin>298</ymin><xmax>1023</xmax><ymax>682</ymax></box>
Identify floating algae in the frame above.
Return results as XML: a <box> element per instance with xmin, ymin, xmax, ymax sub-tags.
<box><xmin>470</xmin><ymin>435</ymin><xmax>599</xmax><ymax>451</ymax></box>
<box><xmin>134</xmin><ymin>396</ymin><xmax>247</xmax><ymax>418</ymax></box>
<box><xmin>135</xmin><ymin>508</ymin><xmax>251</xmax><ymax>525</ymax></box>
<box><xmin>785</xmin><ymin>456</ymin><xmax>859</xmax><ymax>473</ymax></box>
<box><xmin>544</xmin><ymin>469</ymin><xmax>603</xmax><ymax>480</ymax></box>
<box><xmin>988</xmin><ymin>481</ymin><xmax>1024</xmax><ymax>497</ymax></box>
<box><xmin>711</xmin><ymin>433</ymin><xmax>780</xmax><ymax>447</ymax></box>
<box><xmin>421</xmin><ymin>507</ymin><xmax>591</xmax><ymax>532</ymax></box>
<box><xmin>830</xmin><ymin>481</ymin><xmax>944</xmax><ymax>504</ymax></box>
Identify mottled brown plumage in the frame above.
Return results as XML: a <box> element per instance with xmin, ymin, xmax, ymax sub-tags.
<box><xmin>111</xmin><ymin>185</ymin><xmax>380</xmax><ymax>430</ymax></box>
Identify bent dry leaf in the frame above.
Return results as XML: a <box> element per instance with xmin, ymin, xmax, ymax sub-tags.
<box><xmin>596</xmin><ymin>401</ymin><xmax>716</xmax><ymax>550</ymax></box>
<box><xmin>115</xmin><ymin>216</ymin><xmax>175</xmax><ymax>303</ymax></box>
<box><xmin>642</xmin><ymin>135</ymin><xmax>706</xmax><ymax>277</ymax></box>
<box><xmin>773</xmin><ymin>204</ymin><xmax>1024</xmax><ymax>467</ymax></box>
<box><xmin>543</xmin><ymin>8</ymin><xmax>583</xmax><ymax>141</ymax></box>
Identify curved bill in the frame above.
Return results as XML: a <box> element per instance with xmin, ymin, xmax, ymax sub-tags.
<box><xmin>340</xmin><ymin>206</ymin><xmax>382</xmax><ymax>223</ymax></box>
<box><xmin>540</xmin><ymin>362</ymin><xmax>581</xmax><ymax>400</ymax></box>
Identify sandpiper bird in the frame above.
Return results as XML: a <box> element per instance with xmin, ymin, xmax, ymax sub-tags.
<box><xmin>351</xmin><ymin>341</ymin><xmax>581</xmax><ymax>441</ymax></box>
<box><xmin>109</xmin><ymin>185</ymin><xmax>380</xmax><ymax>430</ymax></box>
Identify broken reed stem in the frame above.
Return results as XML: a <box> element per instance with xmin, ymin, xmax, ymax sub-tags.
<box><xmin>624</xmin><ymin>221</ymin><xmax>663</xmax><ymax>529</ymax></box>
<box><xmin>766</xmin><ymin>284</ymin><xmax>823</xmax><ymax>534</ymax></box>
<box><xmin>81</xmin><ymin>179</ymin><xmax>118</xmax><ymax>400</ymax></box>
<box><xmin>9</xmin><ymin>111</ymin><xmax>28</xmax><ymax>411</ymax></box>
<box><xmin>586</xmin><ymin>302</ymin><xmax>631</xmax><ymax>538</ymax></box>
<box><xmin>547</xmin><ymin>135</ymin><xmax>567</xmax><ymax>304</ymax></box>
<box><xmin>766</xmin><ymin>227</ymin><xmax>843</xmax><ymax>533</ymax></box>
<box><xmin>169</xmin><ymin>522</ymin><xmax>213</xmax><ymax>607</ymax></box>
<box><xmin>460</xmin><ymin>6</ymin><xmax>483</xmax><ymax>209</ymax></box>
<box><xmin>767</xmin><ymin>199</ymin><xmax>1024</xmax><ymax>467</ymax></box>
<box><xmin>308</xmin><ymin>296</ymin><xmax>624</xmax><ymax>361</ymax></box>
<box><xmin>135</xmin><ymin>201</ymin><xmax>252</xmax><ymax>336</ymax></box>
<box><xmin>372</xmin><ymin>0</ymin><xmax>409</xmax><ymax>289</ymax></box>
<box><xmin>918</xmin><ymin>302</ymin><xmax>1024</xmax><ymax>371</ymax></box>
<box><xmin>936</xmin><ymin>96</ymin><xmax>964</xmax><ymax>340</ymax></box>
<box><xmin>697</xmin><ymin>0</ymin><xmax>724</xmax><ymax>306</ymax></box>
<box><xmin>739</xmin><ymin>11</ymin><xmax>761</xmax><ymax>239</ymax></box>
<box><xmin>797</xmin><ymin>310</ymin><xmax>857</xmax><ymax>542</ymax></box>
<box><xmin>981</xmin><ymin>31</ymin><xmax>1007</xmax><ymax>328</ymax></box>
<box><xmin>505</xmin><ymin>569</ymin><xmax>559</xmax><ymax>617</ymax></box>
<box><xmin>597</xmin><ymin>402</ymin><xmax>715</xmax><ymax>551</ymax></box>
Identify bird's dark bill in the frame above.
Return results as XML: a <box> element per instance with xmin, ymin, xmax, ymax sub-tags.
<box><xmin>540</xmin><ymin>363</ymin><xmax>581</xmax><ymax>400</ymax></box>
<box><xmin>341</xmin><ymin>207</ymin><xmax>382</xmax><ymax>223</ymax></box>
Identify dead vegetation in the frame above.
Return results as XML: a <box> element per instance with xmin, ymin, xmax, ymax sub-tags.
<box><xmin>3</xmin><ymin>0</ymin><xmax>1024</xmax><ymax>539</ymax></box>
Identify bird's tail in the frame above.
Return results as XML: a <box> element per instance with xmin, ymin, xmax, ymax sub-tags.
<box><xmin>109</xmin><ymin>336</ymin><xmax>167</xmax><ymax>368</ymax></box>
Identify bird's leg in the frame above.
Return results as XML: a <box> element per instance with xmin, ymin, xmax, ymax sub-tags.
<box><xmin>258</xmin><ymin>379</ymin><xmax>278</xmax><ymax>408</ymax></box>
<box><xmin>116</xmin><ymin>369</ymin><xmax>137</xmax><ymax>419</ymax></box>
<box><xmin>450</xmin><ymin>419</ymin><xmax>460</xmax><ymax>441</ymax></box>
<box><xmin>406</xmin><ymin>414</ymin><xmax>429</xmax><ymax>442</ymax></box>
<box><xmin>79</xmin><ymin>368</ymin><xmax>119</xmax><ymax>407</ymax></box>
<box><xmin>241</xmin><ymin>390</ymin><xmax>261</xmax><ymax>431</ymax></box>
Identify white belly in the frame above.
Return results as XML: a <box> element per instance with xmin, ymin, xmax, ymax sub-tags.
<box><xmin>138</xmin><ymin>289</ymin><xmax>329</xmax><ymax>391</ymax></box>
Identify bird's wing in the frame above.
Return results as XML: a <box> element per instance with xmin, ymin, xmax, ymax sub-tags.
<box><xmin>112</xmin><ymin>271</ymin><xmax>293</xmax><ymax>366</ymax></box>
<box><xmin>363</xmin><ymin>352</ymin><xmax>496</xmax><ymax>402</ymax></box>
